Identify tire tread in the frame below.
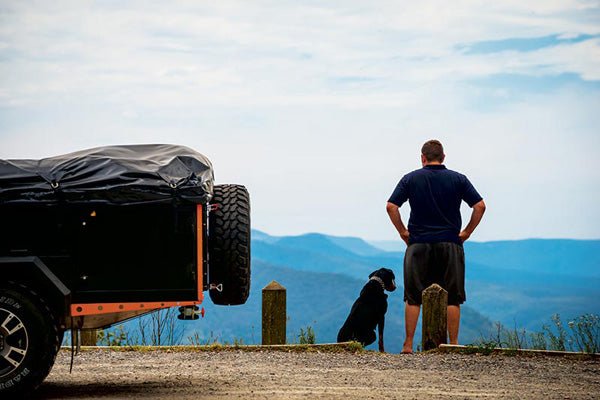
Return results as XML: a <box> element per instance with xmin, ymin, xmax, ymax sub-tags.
<box><xmin>208</xmin><ymin>184</ymin><xmax>251</xmax><ymax>305</ymax></box>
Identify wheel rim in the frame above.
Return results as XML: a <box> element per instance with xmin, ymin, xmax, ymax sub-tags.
<box><xmin>0</xmin><ymin>307</ymin><xmax>28</xmax><ymax>378</ymax></box>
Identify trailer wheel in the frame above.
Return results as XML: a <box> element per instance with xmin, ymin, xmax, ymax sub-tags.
<box><xmin>208</xmin><ymin>184</ymin><xmax>251</xmax><ymax>305</ymax></box>
<box><xmin>0</xmin><ymin>283</ymin><xmax>60</xmax><ymax>396</ymax></box>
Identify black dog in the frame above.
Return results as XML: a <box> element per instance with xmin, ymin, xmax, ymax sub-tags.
<box><xmin>337</xmin><ymin>268</ymin><xmax>396</xmax><ymax>352</ymax></box>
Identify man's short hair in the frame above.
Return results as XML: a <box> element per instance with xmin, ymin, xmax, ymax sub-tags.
<box><xmin>421</xmin><ymin>140</ymin><xmax>444</xmax><ymax>162</ymax></box>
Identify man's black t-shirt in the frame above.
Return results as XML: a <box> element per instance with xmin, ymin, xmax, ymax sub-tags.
<box><xmin>388</xmin><ymin>165</ymin><xmax>482</xmax><ymax>245</ymax></box>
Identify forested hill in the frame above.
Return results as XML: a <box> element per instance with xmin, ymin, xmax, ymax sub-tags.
<box><xmin>188</xmin><ymin>232</ymin><xmax>599</xmax><ymax>353</ymax></box>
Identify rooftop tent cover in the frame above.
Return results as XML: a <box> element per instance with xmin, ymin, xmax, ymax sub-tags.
<box><xmin>0</xmin><ymin>144</ymin><xmax>214</xmax><ymax>205</ymax></box>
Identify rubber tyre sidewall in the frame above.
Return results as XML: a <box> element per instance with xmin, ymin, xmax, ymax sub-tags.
<box><xmin>0</xmin><ymin>285</ymin><xmax>59</xmax><ymax>397</ymax></box>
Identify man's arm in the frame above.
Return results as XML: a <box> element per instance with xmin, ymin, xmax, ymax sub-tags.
<box><xmin>386</xmin><ymin>202</ymin><xmax>409</xmax><ymax>245</ymax></box>
<box><xmin>459</xmin><ymin>200</ymin><xmax>486</xmax><ymax>243</ymax></box>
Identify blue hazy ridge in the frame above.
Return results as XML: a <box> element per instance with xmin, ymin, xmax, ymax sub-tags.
<box><xmin>250</xmin><ymin>231</ymin><xmax>600</xmax><ymax>331</ymax></box>
<box><xmin>187</xmin><ymin>260</ymin><xmax>493</xmax><ymax>353</ymax></box>
<box><xmin>114</xmin><ymin>230</ymin><xmax>599</xmax><ymax>353</ymax></box>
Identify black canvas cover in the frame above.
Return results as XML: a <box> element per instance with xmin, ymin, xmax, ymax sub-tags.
<box><xmin>0</xmin><ymin>144</ymin><xmax>214</xmax><ymax>205</ymax></box>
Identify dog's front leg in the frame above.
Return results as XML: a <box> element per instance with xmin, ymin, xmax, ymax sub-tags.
<box><xmin>378</xmin><ymin>316</ymin><xmax>385</xmax><ymax>352</ymax></box>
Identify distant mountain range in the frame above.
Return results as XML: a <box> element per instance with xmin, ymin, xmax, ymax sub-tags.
<box><xmin>250</xmin><ymin>231</ymin><xmax>600</xmax><ymax>327</ymax></box>
<box><xmin>116</xmin><ymin>231</ymin><xmax>600</xmax><ymax>353</ymax></box>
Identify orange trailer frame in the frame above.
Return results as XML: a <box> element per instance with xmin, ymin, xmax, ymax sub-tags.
<box><xmin>69</xmin><ymin>204</ymin><xmax>205</xmax><ymax>318</ymax></box>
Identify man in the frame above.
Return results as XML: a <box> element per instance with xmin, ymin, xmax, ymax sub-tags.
<box><xmin>386</xmin><ymin>139</ymin><xmax>486</xmax><ymax>354</ymax></box>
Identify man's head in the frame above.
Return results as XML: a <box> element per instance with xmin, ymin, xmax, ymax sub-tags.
<box><xmin>421</xmin><ymin>139</ymin><xmax>445</xmax><ymax>166</ymax></box>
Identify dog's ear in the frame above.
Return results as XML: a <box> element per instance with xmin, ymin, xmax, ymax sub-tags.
<box><xmin>369</xmin><ymin>268</ymin><xmax>385</xmax><ymax>279</ymax></box>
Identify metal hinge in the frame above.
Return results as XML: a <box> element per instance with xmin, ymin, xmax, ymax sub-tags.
<box><xmin>209</xmin><ymin>283</ymin><xmax>223</xmax><ymax>292</ymax></box>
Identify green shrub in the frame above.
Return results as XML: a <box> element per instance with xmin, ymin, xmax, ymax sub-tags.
<box><xmin>476</xmin><ymin>313</ymin><xmax>599</xmax><ymax>354</ymax></box>
<box><xmin>568</xmin><ymin>314</ymin><xmax>600</xmax><ymax>354</ymax></box>
<box><xmin>188</xmin><ymin>331</ymin><xmax>220</xmax><ymax>346</ymax></box>
<box><xmin>543</xmin><ymin>314</ymin><xmax>568</xmax><ymax>351</ymax></box>
<box><xmin>298</xmin><ymin>326</ymin><xmax>316</xmax><ymax>344</ymax></box>
<box><xmin>97</xmin><ymin>325</ymin><xmax>130</xmax><ymax>346</ymax></box>
<box><xmin>528</xmin><ymin>332</ymin><xmax>547</xmax><ymax>350</ymax></box>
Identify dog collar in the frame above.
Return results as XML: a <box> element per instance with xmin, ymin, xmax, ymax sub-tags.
<box><xmin>369</xmin><ymin>276</ymin><xmax>385</xmax><ymax>290</ymax></box>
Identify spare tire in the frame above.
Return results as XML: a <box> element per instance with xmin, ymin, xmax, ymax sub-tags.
<box><xmin>208</xmin><ymin>184</ymin><xmax>251</xmax><ymax>305</ymax></box>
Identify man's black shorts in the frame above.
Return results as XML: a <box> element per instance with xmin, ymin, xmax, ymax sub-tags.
<box><xmin>403</xmin><ymin>242</ymin><xmax>465</xmax><ymax>306</ymax></box>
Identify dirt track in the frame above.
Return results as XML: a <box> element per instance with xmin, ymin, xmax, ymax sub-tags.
<box><xmin>35</xmin><ymin>348</ymin><xmax>600</xmax><ymax>399</ymax></box>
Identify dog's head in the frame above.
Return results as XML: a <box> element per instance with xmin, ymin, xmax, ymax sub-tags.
<box><xmin>369</xmin><ymin>268</ymin><xmax>396</xmax><ymax>292</ymax></box>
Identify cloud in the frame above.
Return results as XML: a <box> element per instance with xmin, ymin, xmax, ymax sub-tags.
<box><xmin>1</xmin><ymin>1</ymin><xmax>599</xmax><ymax>109</ymax></box>
<box><xmin>459</xmin><ymin>34</ymin><xmax>600</xmax><ymax>54</ymax></box>
<box><xmin>0</xmin><ymin>1</ymin><xmax>599</xmax><ymax>240</ymax></box>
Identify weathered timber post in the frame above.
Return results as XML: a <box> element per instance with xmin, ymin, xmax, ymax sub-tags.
<box><xmin>422</xmin><ymin>283</ymin><xmax>448</xmax><ymax>351</ymax></box>
<box><xmin>80</xmin><ymin>329</ymin><xmax>98</xmax><ymax>346</ymax></box>
<box><xmin>262</xmin><ymin>280</ymin><xmax>286</xmax><ymax>345</ymax></box>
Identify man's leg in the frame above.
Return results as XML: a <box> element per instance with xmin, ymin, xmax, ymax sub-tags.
<box><xmin>403</xmin><ymin>303</ymin><xmax>420</xmax><ymax>353</ymax></box>
<box><xmin>447</xmin><ymin>305</ymin><xmax>460</xmax><ymax>344</ymax></box>
<box><xmin>403</xmin><ymin>243</ymin><xmax>431</xmax><ymax>353</ymax></box>
<box><xmin>440</xmin><ymin>242</ymin><xmax>465</xmax><ymax>345</ymax></box>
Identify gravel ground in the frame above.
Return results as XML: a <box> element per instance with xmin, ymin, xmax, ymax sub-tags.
<box><xmin>34</xmin><ymin>349</ymin><xmax>600</xmax><ymax>399</ymax></box>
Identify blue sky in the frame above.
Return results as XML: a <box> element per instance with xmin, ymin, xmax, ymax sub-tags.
<box><xmin>0</xmin><ymin>1</ymin><xmax>599</xmax><ymax>241</ymax></box>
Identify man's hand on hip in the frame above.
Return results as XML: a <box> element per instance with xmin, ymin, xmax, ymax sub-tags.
<box><xmin>386</xmin><ymin>201</ymin><xmax>410</xmax><ymax>246</ymax></box>
<box><xmin>400</xmin><ymin>229</ymin><xmax>410</xmax><ymax>246</ymax></box>
<box><xmin>460</xmin><ymin>200</ymin><xmax>486</xmax><ymax>243</ymax></box>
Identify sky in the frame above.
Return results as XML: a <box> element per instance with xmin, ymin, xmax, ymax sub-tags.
<box><xmin>1</xmin><ymin>1</ymin><xmax>599</xmax><ymax>242</ymax></box>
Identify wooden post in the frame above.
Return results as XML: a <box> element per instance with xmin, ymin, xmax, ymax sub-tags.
<box><xmin>262</xmin><ymin>280</ymin><xmax>286</xmax><ymax>345</ymax></box>
<box><xmin>422</xmin><ymin>283</ymin><xmax>448</xmax><ymax>351</ymax></box>
<box><xmin>80</xmin><ymin>329</ymin><xmax>98</xmax><ymax>346</ymax></box>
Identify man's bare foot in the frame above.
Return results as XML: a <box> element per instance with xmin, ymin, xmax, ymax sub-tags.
<box><xmin>402</xmin><ymin>341</ymin><xmax>413</xmax><ymax>354</ymax></box>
